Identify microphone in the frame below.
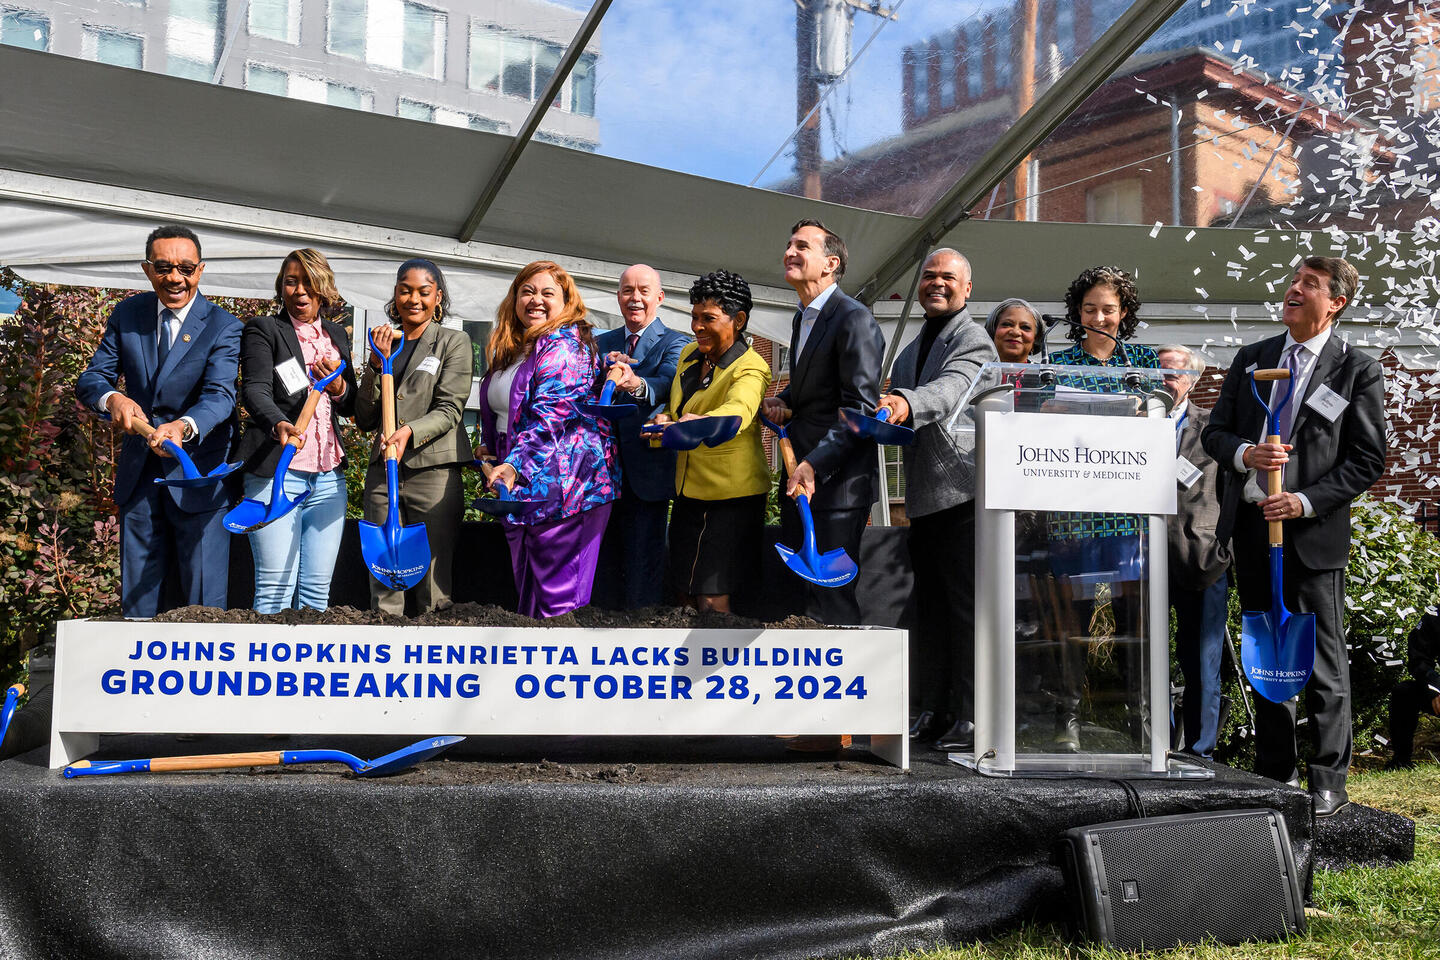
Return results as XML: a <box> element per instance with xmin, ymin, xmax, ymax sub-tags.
<box><xmin>1041</xmin><ymin>314</ymin><xmax>1148</xmax><ymax>392</ymax></box>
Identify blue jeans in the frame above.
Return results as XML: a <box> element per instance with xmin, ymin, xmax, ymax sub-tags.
<box><xmin>1173</xmin><ymin>576</ymin><xmax>1230</xmax><ymax>758</ymax></box>
<box><xmin>244</xmin><ymin>468</ymin><xmax>346</xmax><ymax>614</ymax></box>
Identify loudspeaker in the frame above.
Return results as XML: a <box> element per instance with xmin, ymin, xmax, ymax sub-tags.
<box><xmin>1059</xmin><ymin>808</ymin><xmax>1305</xmax><ymax>951</ymax></box>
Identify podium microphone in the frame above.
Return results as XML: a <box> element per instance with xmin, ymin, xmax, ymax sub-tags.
<box><xmin>1040</xmin><ymin>315</ymin><xmax>1146</xmax><ymax>391</ymax></box>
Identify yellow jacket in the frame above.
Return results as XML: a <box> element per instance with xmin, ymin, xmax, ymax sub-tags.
<box><xmin>665</xmin><ymin>341</ymin><xmax>772</xmax><ymax>500</ymax></box>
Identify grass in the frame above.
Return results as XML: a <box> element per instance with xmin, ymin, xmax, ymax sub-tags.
<box><xmin>898</xmin><ymin>763</ymin><xmax>1440</xmax><ymax>960</ymax></box>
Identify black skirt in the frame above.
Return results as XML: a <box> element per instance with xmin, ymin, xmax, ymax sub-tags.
<box><xmin>668</xmin><ymin>494</ymin><xmax>766</xmax><ymax>596</ymax></box>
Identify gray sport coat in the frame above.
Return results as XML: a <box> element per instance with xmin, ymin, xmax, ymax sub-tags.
<box><xmin>889</xmin><ymin>307</ymin><xmax>997</xmax><ymax>518</ymax></box>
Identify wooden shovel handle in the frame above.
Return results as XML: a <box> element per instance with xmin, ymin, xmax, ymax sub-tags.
<box><xmin>288</xmin><ymin>380</ymin><xmax>328</xmax><ymax>446</ymax></box>
<box><xmin>148</xmin><ymin>751</ymin><xmax>285</xmax><ymax>773</ymax></box>
<box><xmin>1253</xmin><ymin>368</ymin><xmax>1291</xmax><ymax>381</ymax></box>
<box><xmin>6</xmin><ymin>684</ymin><xmax>24</xmax><ymax>697</ymax></box>
<box><xmin>132</xmin><ymin>420</ymin><xmax>156</xmax><ymax>439</ymax></box>
<box><xmin>380</xmin><ymin>372</ymin><xmax>398</xmax><ymax>461</ymax></box>
<box><xmin>1265</xmin><ymin>432</ymin><xmax>1285</xmax><ymax>545</ymax></box>
<box><xmin>776</xmin><ymin>434</ymin><xmax>800</xmax><ymax>477</ymax></box>
<box><xmin>605</xmin><ymin>366</ymin><xmax>625</xmax><ymax>385</ymax></box>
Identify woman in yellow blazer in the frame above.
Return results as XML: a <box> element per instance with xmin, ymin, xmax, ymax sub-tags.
<box><xmin>649</xmin><ymin>270</ymin><xmax>771</xmax><ymax>613</ymax></box>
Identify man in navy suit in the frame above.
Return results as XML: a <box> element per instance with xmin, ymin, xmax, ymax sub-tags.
<box><xmin>592</xmin><ymin>264</ymin><xmax>691</xmax><ymax>609</ymax></box>
<box><xmin>1203</xmin><ymin>256</ymin><xmax>1386</xmax><ymax>818</ymax></box>
<box><xmin>76</xmin><ymin>225</ymin><xmax>243</xmax><ymax>618</ymax></box>
<box><xmin>762</xmin><ymin>218</ymin><xmax>885</xmax><ymax>627</ymax></box>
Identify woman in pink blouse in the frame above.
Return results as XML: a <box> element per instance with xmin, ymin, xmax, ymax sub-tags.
<box><xmin>235</xmin><ymin>248</ymin><xmax>358</xmax><ymax>612</ymax></box>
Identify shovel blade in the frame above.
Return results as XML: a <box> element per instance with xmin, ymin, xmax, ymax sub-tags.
<box><xmin>774</xmin><ymin>542</ymin><xmax>859</xmax><ymax>588</ymax></box>
<box><xmin>579</xmin><ymin>400</ymin><xmax>638</xmax><ymax>419</ymax></box>
<box><xmin>1241</xmin><ymin>609</ymin><xmax>1317</xmax><ymax>703</ymax></box>
<box><xmin>223</xmin><ymin>489</ymin><xmax>311</xmax><ymax>534</ymax></box>
<box><xmin>359</xmin><ymin>520</ymin><xmax>431</xmax><ymax>590</ymax></box>
<box><xmin>157</xmin><ymin>461</ymin><xmax>243</xmax><ymax>488</ymax></box>
<box><xmin>358</xmin><ymin>735</ymin><xmax>466</xmax><ymax>777</ymax></box>
<box><xmin>838</xmin><ymin>408</ymin><xmax>915</xmax><ymax>447</ymax></box>
<box><xmin>664</xmin><ymin>415</ymin><xmax>742</xmax><ymax>450</ymax></box>
<box><xmin>469</xmin><ymin>497</ymin><xmax>534</xmax><ymax>518</ymax></box>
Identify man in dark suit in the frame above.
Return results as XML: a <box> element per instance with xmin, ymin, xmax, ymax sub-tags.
<box><xmin>76</xmin><ymin>224</ymin><xmax>243</xmax><ymax>618</ymax></box>
<box><xmin>877</xmin><ymin>248</ymin><xmax>996</xmax><ymax>751</ymax></box>
<box><xmin>1157</xmin><ymin>343</ymin><xmax>1231</xmax><ymax>759</ymax></box>
<box><xmin>761</xmin><ymin>218</ymin><xmax>885</xmax><ymax>626</ymax></box>
<box><xmin>592</xmin><ymin>264</ymin><xmax>690</xmax><ymax>609</ymax></box>
<box><xmin>1202</xmin><ymin>256</ymin><xmax>1386</xmax><ymax>817</ymax></box>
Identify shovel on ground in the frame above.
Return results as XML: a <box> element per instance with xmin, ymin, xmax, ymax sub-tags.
<box><xmin>224</xmin><ymin>360</ymin><xmax>347</xmax><ymax>534</ymax></box>
<box><xmin>1</xmin><ymin>684</ymin><xmax>23</xmax><ymax>747</ymax></box>
<box><xmin>63</xmin><ymin>735</ymin><xmax>465</xmax><ymax>779</ymax></box>
<box><xmin>580</xmin><ymin>365</ymin><xmax>638</xmax><ymax>419</ymax></box>
<box><xmin>1240</xmin><ymin>368</ymin><xmax>1317</xmax><ymax>704</ymax></box>
<box><xmin>759</xmin><ymin>414</ymin><xmax>858</xmax><ymax>588</ymax></box>
<box><xmin>468</xmin><ymin>459</ymin><xmax>540</xmax><ymax>518</ymax></box>
<box><xmin>838</xmin><ymin>407</ymin><xmax>915</xmax><ymax>446</ymax></box>
<box><xmin>359</xmin><ymin>329</ymin><xmax>431</xmax><ymax>591</ymax></box>
<box><xmin>131</xmin><ymin>420</ymin><xmax>242</xmax><ymax>488</ymax></box>
<box><xmin>639</xmin><ymin>416</ymin><xmax>742</xmax><ymax>450</ymax></box>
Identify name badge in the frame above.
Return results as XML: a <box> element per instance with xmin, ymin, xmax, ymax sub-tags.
<box><xmin>417</xmin><ymin>355</ymin><xmax>442</xmax><ymax>376</ymax></box>
<box><xmin>1176</xmin><ymin>455</ymin><xmax>1202</xmax><ymax>489</ymax></box>
<box><xmin>1306</xmin><ymin>384</ymin><xmax>1348</xmax><ymax>422</ymax></box>
<box><xmin>275</xmin><ymin>357</ymin><xmax>309</xmax><ymax>396</ymax></box>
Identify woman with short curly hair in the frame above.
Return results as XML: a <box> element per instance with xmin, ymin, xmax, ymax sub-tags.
<box><xmin>1049</xmin><ymin>265</ymin><xmax>1157</xmax><ymax>372</ymax></box>
<box><xmin>648</xmin><ymin>270</ymin><xmax>771</xmax><ymax>612</ymax></box>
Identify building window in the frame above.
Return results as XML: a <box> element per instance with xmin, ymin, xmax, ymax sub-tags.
<box><xmin>1086</xmin><ymin>179</ymin><xmax>1143</xmax><ymax>224</ymax></box>
<box><xmin>1</xmin><ymin>9</ymin><xmax>48</xmax><ymax>50</ymax></box>
<box><xmin>167</xmin><ymin>56</ymin><xmax>211</xmax><ymax>80</ymax></box>
<box><xmin>401</xmin><ymin>1</ymin><xmax>445</xmax><ymax>78</ymax></box>
<box><xmin>327</xmin><ymin>0</ymin><xmax>365</xmax><ymax>59</ymax></box>
<box><xmin>469</xmin><ymin>24</ymin><xmax>501</xmax><ymax>91</ymax></box>
<box><xmin>910</xmin><ymin>55</ymin><xmax>928</xmax><ymax>117</ymax></box>
<box><xmin>965</xmin><ymin>22</ymin><xmax>983</xmax><ymax>99</ymax></box>
<box><xmin>501</xmin><ymin>34</ymin><xmax>531</xmax><ymax>97</ymax></box>
<box><xmin>399</xmin><ymin>99</ymin><xmax>503</xmax><ymax>132</ymax></box>
<box><xmin>938</xmin><ymin>42</ymin><xmax>955</xmax><ymax>109</ymax></box>
<box><xmin>168</xmin><ymin>0</ymin><xmax>221</xmax><ymax>71</ymax></box>
<box><xmin>992</xmin><ymin>14</ymin><xmax>1012</xmax><ymax>90</ymax></box>
<box><xmin>324</xmin><ymin>82</ymin><xmax>369</xmax><ymax>110</ymax></box>
<box><xmin>245</xmin><ymin>61</ymin><xmax>289</xmax><ymax>95</ymax></box>
<box><xmin>571</xmin><ymin>52</ymin><xmax>596</xmax><ymax>116</ymax></box>
<box><xmin>250</xmin><ymin>0</ymin><xmax>300</xmax><ymax>44</ymax></box>
<box><xmin>533</xmin><ymin>39</ymin><xmax>560</xmax><ymax>103</ymax></box>
<box><xmin>533</xmin><ymin>130</ymin><xmax>595</xmax><ymax>152</ymax></box>
<box><xmin>82</xmin><ymin>26</ymin><xmax>143</xmax><ymax>68</ymax></box>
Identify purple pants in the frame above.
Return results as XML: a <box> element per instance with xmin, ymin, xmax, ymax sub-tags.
<box><xmin>503</xmin><ymin>502</ymin><xmax>613</xmax><ymax>619</ymax></box>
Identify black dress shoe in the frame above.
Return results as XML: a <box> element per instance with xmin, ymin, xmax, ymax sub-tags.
<box><xmin>909</xmin><ymin>711</ymin><xmax>944</xmax><ymax>742</ymax></box>
<box><xmin>934</xmin><ymin>720</ymin><xmax>975</xmax><ymax>752</ymax></box>
<box><xmin>1312</xmin><ymin>788</ymin><xmax>1349</xmax><ymax>819</ymax></box>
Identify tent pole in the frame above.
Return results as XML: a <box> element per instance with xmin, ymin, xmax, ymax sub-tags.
<box><xmin>854</xmin><ymin>0</ymin><xmax>1187</xmax><ymax>305</ymax></box>
<box><xmin>457</xmin><ymin>0</ymin><xmax>612</xmax><ymax>243</ymax></box>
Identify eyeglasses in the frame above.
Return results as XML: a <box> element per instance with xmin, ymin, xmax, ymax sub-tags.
<box><xmin>146</xmin><ymin>260</ymin><xmax>201</xmax><ymax>277</ymax></box>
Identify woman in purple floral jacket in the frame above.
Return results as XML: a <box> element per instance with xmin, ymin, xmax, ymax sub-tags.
<box><xmin>479</xmin><ymin>260</ymin><xmax>619</xmax><ymax>618</ymax></box>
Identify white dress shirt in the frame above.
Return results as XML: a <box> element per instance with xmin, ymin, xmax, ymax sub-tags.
<box><xmin>792</xmin><ymin>281</ymin><xmax>838</xmax><ymax>373</ymax></box>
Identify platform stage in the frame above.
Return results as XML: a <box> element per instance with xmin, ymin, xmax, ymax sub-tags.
<box><xmin>0</xmin><ymin>735</ymin><xmax>1314</xmax><ymax>959</ymax></box>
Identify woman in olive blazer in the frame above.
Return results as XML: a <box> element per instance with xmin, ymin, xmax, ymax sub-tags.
<box><xmin>354</xmin><ymin>258</ymin><xmax>475</xmax><ymax>615</ymax></box>
<box><xmin>235</xmin><ymin>248</ymin><xmax>358</xmax><ymax>613</ymax></box>
<box><xmin>647</xmin><ymin>270</ymin><xmax>771</xmax><ymax>613</ymax></box>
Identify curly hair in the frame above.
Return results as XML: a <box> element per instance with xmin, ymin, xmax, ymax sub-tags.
<box><xmin>689</xmin><ymin>269</ymin><xmax>753</xmax><ymax>333</ymax></box>
<box><xmin>487</xmin><ymin>260</ymin><xmax>594</xmax><ymax>369</ymax></box>
<box><xmin>1063</xmin><ymin>265</ymin><xmax>1141</xmax><ymax>343</ymax></box>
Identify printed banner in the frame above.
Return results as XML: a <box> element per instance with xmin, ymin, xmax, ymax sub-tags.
<box><xmin>983</xmin><ymin>410</ymin><xmax>1177</xmax><ymax>514</ymax></box>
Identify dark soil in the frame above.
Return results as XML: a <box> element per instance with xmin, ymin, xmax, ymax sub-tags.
<box><xmin>126</xmin><ymin>603</ymin><xmax>828</xmax><ymax>630</ymax></box>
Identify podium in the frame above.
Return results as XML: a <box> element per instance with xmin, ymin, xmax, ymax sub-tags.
<box><xmin>956</xmin><ymin>361</ymin><xmax>1212</xmax><ymax>779</ymax></box>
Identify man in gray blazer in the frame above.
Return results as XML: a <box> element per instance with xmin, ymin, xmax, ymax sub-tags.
<box><xmin>878</xmin><ymin>248</ymin><xmax>997</xmax><ymax>751</ymax></box>
<box><xmin>1158</xmin><ymin>344</ymin><xmax>1231</xmax><ymax>758</ymax></box>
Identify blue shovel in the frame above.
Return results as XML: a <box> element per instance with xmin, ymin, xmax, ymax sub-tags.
<box><xmin>759</xmin><ymin>414</ymin><xmax>858</xmax><ymax>588</ymax></box>
<box><xmin>1241</xmin><ymin>368</ymin><xmax>1317</xmax><ymax>703</ymax></box>
<box><xmin>468</xmin><ymin>459</ymin><xmax>540</xmax><ymax>518</ymax></box>
<box><xmin>359</xmin><ymin>329</ymin><xmax>431</xmax><ymax>591</ymax></box>
<box><xmin>64</xmin><ymin>735</ymin><xmax>465</xmax><ymax>779</ymax></box>
<box><xmin>223</xmin><ymin>360</ymin><xmax>347</xmax><ymax>534</ymax></box>
<box><xmin>839</xmin><ymin>407</ymin><xmax>915</xmax><ymax>446</ymax></box>
<box><xmin>580</xmin><ymin>365</ymin><xmax>638</xmax><ymax>419</ymax></box>
<box><xmin>639</xmin><ymin>415</ymin><xmax>742</xmax><ymax>450</ymax></box>
<box><xmin>131</xmin><ymin>420</ymin><xmax>242</xmax><ymax>488</ymax></box>
<box><xmin>0</xmin><ymin>684</ymin><xmax>23</xmax><ymax>747</ymax></box>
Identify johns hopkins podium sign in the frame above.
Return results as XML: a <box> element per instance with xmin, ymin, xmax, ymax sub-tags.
<box><xmin>962</xmin><ymin>361</ymin><xmax>1211</xmax><ymax>779</ymax></box>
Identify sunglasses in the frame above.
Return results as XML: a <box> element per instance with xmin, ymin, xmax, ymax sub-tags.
<box><xmin>146</xmin><ymin>259</ymin><xmax>201</xmax><ymax>277</ymax></box>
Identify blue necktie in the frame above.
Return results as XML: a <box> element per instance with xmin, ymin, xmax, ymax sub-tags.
<box><xmin>157</xmin><ymin>308</ymin><xmax>174</xmax><ymax>370</ymax></box>
<box><xmin>1278</xmin><ymin>344</ymin><xmax>1301</xmax><ymax>441</ymax></box>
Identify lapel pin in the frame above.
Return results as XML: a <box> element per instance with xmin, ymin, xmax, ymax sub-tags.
<box><xmin>182</xmin><ymin>334</ymin><xmax>192</xmax><ymax>343</ymax></box>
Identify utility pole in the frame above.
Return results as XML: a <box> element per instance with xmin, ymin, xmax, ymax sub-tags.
<box><xmin>794</xmin><ymin>0</ymin><xmax>897</xmax><ymax>200</ymax></box>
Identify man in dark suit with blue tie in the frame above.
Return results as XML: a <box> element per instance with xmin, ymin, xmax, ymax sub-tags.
<box><xmin>762</xmin><ymin>218</ymin><xmax>885</xmax><ymax>626</ymax></box>
<box><xmin>1203</xmin><ymin>256</ymin><xmax>1386</xmax><ymax>818</ymax></box>
<box><xmin>76</xmin><ymin>225</ymin><xmax>243</xmax><ymax>618</ymax></box>
<box><xmin>592</xmin><ymin>264</ymin><xmax>690</xmax><ymax>609</ymax></box>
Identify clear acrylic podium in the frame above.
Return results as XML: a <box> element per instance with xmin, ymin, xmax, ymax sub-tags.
<box><xmin>953</xmin><ymin>361</ymin><xmax>1212</xmax><ymax>780</ymax></box>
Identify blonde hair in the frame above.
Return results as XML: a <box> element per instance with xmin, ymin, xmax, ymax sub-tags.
<box><xmin>274</xmin><ymin>248</ymin><xmax>342</xmax><ymax>313</ymax></box>
<box><xmin>487</xmin><ymin>260</ymin><xmax>594</xmax><ymax>369</ymax></box>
